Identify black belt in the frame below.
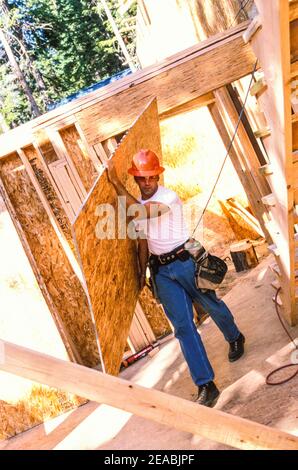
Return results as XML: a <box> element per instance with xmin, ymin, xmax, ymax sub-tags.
<box><xmin>150</xmin><ymin>240</ymin><xmax>190</xmax><ymax>267</ymax></box>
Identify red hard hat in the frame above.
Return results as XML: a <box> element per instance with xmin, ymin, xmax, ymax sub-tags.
<box><xmin>128</xmin><ymin>149</ymin><xmax>165</xmax><ymax>176</ymax></box>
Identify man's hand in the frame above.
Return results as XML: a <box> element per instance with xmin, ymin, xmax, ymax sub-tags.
<box><xmin>105</xmin><ymin>158</ymin><xmax>119</xmax><ymax>185</ymax></box>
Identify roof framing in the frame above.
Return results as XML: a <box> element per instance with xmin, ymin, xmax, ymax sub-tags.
<box><xmin>0</xmin><ymin>21</ymin><xmax>256</xmax><ymax>157</ymax></box>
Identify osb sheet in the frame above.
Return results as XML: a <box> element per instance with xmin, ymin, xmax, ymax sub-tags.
<box><xmin>60</xmin><ymin>126</ymin><xmax>98</xmax><ymax>192</ymax></box>
<box><xmin>0</xmin><ymin>153</ymin><xmax>100</xmax><ymax>367</ymax></box>
<box><xmin>139</xmin><ymin>288</ymin><xmax>172</xmax><ymax>338</ymax></box>
<box><xmin>73</xmin><ymin>99</ymin><xmax>162</xmax><ymax>375</ymax></box>
<box><xmin>24</xmin><ymin>146</ymin><xmax>74</xmax><ymax>250</ymax></box>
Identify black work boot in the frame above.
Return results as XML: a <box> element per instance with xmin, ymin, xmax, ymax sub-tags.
<box><xmin>196</xmin><ymin>381</ymin><xmax>220</xmax><ymax>407</ymax></box>
<box><xmin>228</xmin><ymin>333</ymin><xmax>245</xmax><ymax>362</ymax></box>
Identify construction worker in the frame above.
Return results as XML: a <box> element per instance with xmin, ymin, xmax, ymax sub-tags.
<box><xmin>106</xmin><ymin>149</ymin><xmax>245</xmax><ymax>407</ymax></box>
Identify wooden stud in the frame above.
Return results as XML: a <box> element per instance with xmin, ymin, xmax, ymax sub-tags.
<box><xmin>259</xmin><ymin>163</ymin><xmax>273</xmax><ymax>176</ymax></box>
<box><xmin>290</xmin><ymin>60</ymin><xmax>298</xmax><ymax>78</ymax></box>
<box><xmin>214</xmin><ymin>87</ymin><xmax>271</xmax><ymax>198</ymax></box>
<box><xmin>290</xmin><ymin>1</ymin><xmax>298</xmax><ymax>22</ymax></box>
<box><xmin>74</xmin><ymin>121</ymin><xmax>103</xmax><ymax>174</ymax></box>
<box><xmin>0</xmin><ymin>339</ymin><xmax>298</xmax><ymax>450</ymax></box>
<box><xmin>242</xmin><ymin>16</ymin><xmax>262</xmax><ymax>44</ymax></box>
<box><xmin>250</xmin><ymin>77</ymin><xmax>267</xmax><ymax>97</ymax></box>
<box><xmin>208</xmin><ymin>101</ymin><xmax>271</xmax><ymax>242</ymax></box>
<box><xmin>261</xmin><ymin>193</ymin><xmax>276</xmax><ymax>207</ymax></box>
<box><xmin>290</xmin><ymin>18</ymin><xmax>298</xmax><ymax>63</ymax></box>
<box><xmin>254</xmin><ymin>127</ymin><xmax>271</xmax><ymax>139</ymax></box>
<box><xmin>93</xmin><ymin>142</ymin><xmax>109</xmax><ymax>164</ymax></box>
<box><xmin>46</xmin><ymin>129</ymin><xmax>87</xmax><ymax>200</ymax></box>
<box><xmin>250</xmin><ymin>0</ymin><xmax>295</xmax><ymax>325</ymax></box>
<box><xmin>159</xmin><ymin>93</ymin><xmax>215</xmax><ymax>120</ymax></box>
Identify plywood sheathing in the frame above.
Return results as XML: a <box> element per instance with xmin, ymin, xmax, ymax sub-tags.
<box><xmin>218</xmin><ymin>200</ymin><xmax>262</xmax><ymax>241</ymax></box>
<box><xmin>73</xmin><ymin>99</ymin><xmax>162</xmax><ymax>375</ymax></box>
<box><xmin>0</xmin><ymin>153</ymin><xmax>100</xmax><ymax>366</ymax></box>
<box><xmin>139</xmin><ymin>288</ymin><xmax>172</xmax><ymax>338</ymax></box>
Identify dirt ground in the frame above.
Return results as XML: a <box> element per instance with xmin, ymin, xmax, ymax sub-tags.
<box><xmin>1</xmin><ymin>253</ymin><xmax>297</xmax><ymax>450</ymax></box>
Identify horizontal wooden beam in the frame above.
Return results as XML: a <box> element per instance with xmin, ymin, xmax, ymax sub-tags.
<box><xmin>159</xmin><ymin>93</ymin><xmax>215</xmax><ymax>120</ymax></box>
<box><xmin>0</xmin><ymin>339</ymin><xmax>297</xmax><ymax>450</ymax></box>
<box><xmin>76</xmin><ymin>29</ymin><xmax>257</xmax><ymax>145</ymax></box>
<box><xmin>0</xmin><ymin>22</ymin><xmax>256</xmax><ymax>156</ymax></box>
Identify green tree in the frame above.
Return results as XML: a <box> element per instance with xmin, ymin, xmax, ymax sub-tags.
<box><xmin>0</xmin><ymin>0</ymin><xmax>137</xmax><ymax>127</ymax></box>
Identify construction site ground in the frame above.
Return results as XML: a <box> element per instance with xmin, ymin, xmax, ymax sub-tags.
<box><xmin>1</xmin><ymin>253</ymin><xmax>297</xmax><ymax>450</ymax></box>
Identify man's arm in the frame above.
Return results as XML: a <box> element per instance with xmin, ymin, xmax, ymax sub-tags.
<box><xmin>105</xmin><ymin>159</ymin><xmax>169</xmax><ymax>219</ymax></box>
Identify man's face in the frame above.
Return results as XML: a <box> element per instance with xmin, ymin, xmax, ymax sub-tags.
<box><xmin>134</xmin><ymin>175</ymin><xmax>159</xmax><ymax>199</ymax></box>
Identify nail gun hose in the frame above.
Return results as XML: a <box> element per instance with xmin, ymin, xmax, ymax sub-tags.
<box><xmin>266</xmin><ymin>288</ymin><xmax>298</xmax><ymax>385</ymax></box>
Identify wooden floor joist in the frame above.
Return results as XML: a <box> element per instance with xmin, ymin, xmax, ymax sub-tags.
<box><xmin>0</xmin><ymin>339</ymin><xmax>297</xmax><ymax>451</ymax></box>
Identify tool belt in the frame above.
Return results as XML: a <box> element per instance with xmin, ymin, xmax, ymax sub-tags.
<box><xmin>149</xmin><ymin>240</ymin><xmax>190</xmax><ymax>271</ymax></box>
<box><xmin>147</xmin><ymin>240</ymin><xmax>227</xmax><ymax>298</ymax></box>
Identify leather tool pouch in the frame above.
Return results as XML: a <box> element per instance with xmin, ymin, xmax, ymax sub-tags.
<box><xmin>195</xmin><ymin>253</ymin><xmax>228</xmax><ymax>291</ymax></box>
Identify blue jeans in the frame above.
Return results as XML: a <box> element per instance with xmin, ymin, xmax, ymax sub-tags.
<box><xmin>155</xmin><ymin>257</ymin><xmax>240</xmax><ymax>386</ymax></box>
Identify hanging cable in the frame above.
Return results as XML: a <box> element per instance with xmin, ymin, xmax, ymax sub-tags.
<box><xmin>191</xmin><ymin>58</ymin><xmax>258</xmax><ymax>238</ymax></box>
<box><xmin>230</xmin><ymin>0</ymin><xmax>252</xmax><ymax>28</ymax></box>
<box><xmin>265</xmin><ymin>288</ymin><xmax>298</xmax><ymax>385</ymax></box>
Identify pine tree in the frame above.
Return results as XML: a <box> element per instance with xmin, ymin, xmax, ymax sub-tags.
<box><xmin>0</xmin><ymin>0</ymin><xmax>137</xmax><ymax>127</ymax></box>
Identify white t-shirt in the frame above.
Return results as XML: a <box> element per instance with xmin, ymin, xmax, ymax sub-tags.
<box><xmin>135</xmin><ymin>185</ymin><xmax>189</xmax><ymax>255</ymax></box>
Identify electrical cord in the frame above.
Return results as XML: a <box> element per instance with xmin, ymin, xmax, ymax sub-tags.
<box><xmin>188</xmin><ymin>55</ymin><xmax>298</xmax><ymax>386</ymax></box>
<box><xmin>190</xmin><ymin>2</ymin><xmax>298</xmax><ymax>386</ymax></box>
<box><xmin>266</xmin><ymin>287</ymin><xmax>298</xmax><ymax>385</ymax></box>
<box><xmin>229</xmin><ymin>1</ymin><xmax>298</xmax><ymax>387</ymax></box>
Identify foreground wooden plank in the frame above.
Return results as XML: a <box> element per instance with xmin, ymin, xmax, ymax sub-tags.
<box><xmin>72</xmin><ymin>99</ymin><xmax>162</xmax><ymax>375</ymax></box>
<box><xmin>0</xmin><ymin>339</ymin><xmax>297</xmax><ymax>450</ymax></box>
